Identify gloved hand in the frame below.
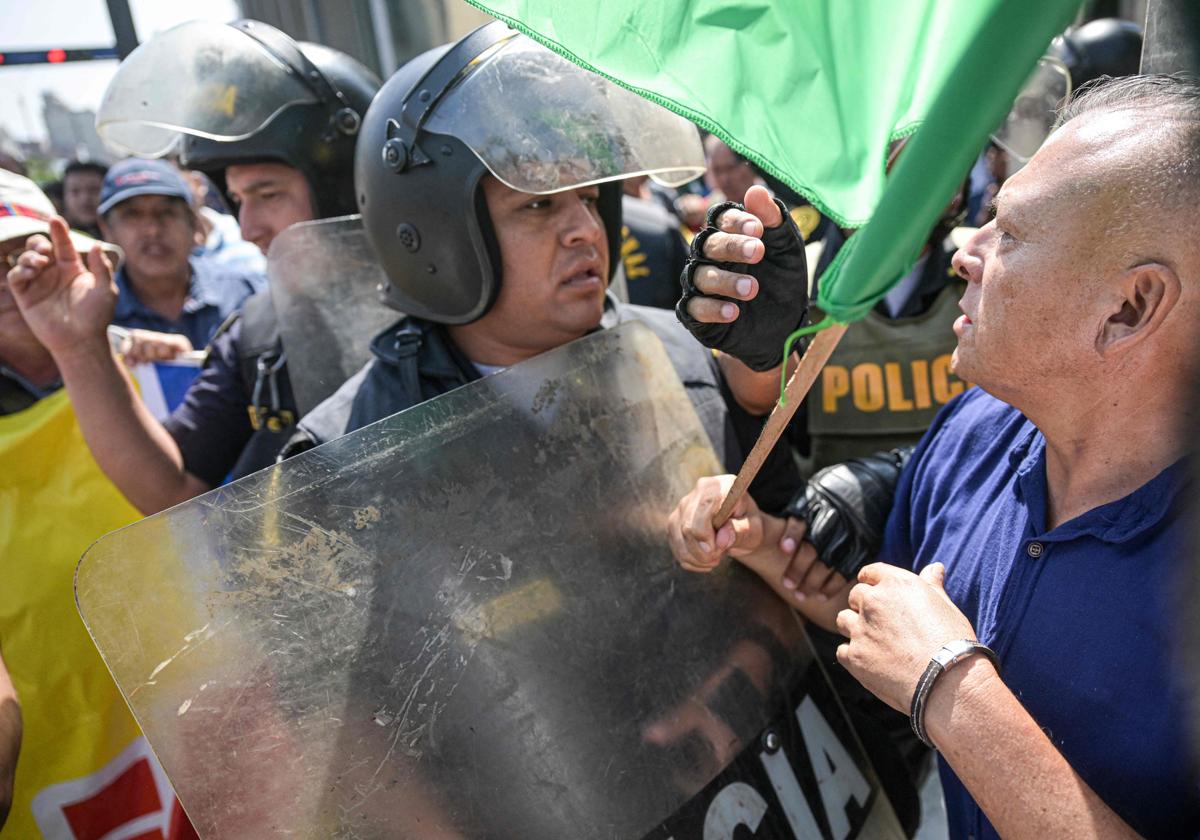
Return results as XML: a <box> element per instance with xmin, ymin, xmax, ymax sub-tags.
<box><xmin>676</xmin><ymin>184</ymin><xmax>809</xmax><ymax>371</ymax></box>
<box><xmin>784</xmin><ymin>447</ymin><xmax>914</xmax><ymax>580</ymax></box>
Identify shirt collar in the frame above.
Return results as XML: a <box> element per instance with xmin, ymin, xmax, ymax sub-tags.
<box><xmin>114</xmin><ymin>260</ymin><xmax>217</xmax><ymax>320</ymax></box>
<box><xmin>1012</xmin><ymin>423</ymin><xmax>1190</xmax><ymax>544</ymax></box>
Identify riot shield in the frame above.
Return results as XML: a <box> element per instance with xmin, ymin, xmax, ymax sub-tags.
<box><xmin>266</xmin><ymin>216</ymin><xmax>397</xmax><ymax>415</ymax></box>
<box><xmin>77</xmin><ymin>322</ymin><xmax>903</xmax><ymax>839</ymax></box>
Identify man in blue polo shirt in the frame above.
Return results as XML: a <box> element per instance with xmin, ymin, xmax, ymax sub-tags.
<box><xmin>667</xmin><ymin>74</ymin><xmax>1200</xmax><ymax>838</ymax></box>
<box><xmin>98</xmin><ymin>158</ymin><xmax>262</xmax><ymax>349</ymax></box>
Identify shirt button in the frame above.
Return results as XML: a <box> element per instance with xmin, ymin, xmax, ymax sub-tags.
<box><xmin>1026</xmin><ymin>542</ymin><xmax>1044</xmax><ymax>558</ymax></box>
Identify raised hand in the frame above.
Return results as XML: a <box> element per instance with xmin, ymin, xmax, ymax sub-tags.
<box><xmin>676</xmin><ymin>184</ymin><xmax>809</xmax><ymax>371</ymax></box>
<box><xmin>6</xmin><ymin>217</ymin><xmax>117</xmax><ymax>360</ymax></box>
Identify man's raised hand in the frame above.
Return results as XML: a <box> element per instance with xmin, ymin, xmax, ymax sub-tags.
<box><xmin>7</xmin><ymin>217</ymin><xmax>117</xmax><ymax>358</ymax></box>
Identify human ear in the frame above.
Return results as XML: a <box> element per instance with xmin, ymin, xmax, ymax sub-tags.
<box><xmin>1097</xmin><ymin>262</ymin><xmax>1180</xmax><ymax>356</ymax></box>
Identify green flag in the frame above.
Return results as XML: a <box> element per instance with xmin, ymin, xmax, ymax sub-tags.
<box><xmin>463</xmin><ymin>0</ymin><xmax>1080</xmax><ymax>329</ymax></box>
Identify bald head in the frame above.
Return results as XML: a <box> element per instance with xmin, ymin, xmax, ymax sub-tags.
<box><xmin>1054</xmin><ymin>74</ymin><xmax>1200</xmax><ymax>227</ymax></box>
<box><xmin>950</xmin><ymin>75</ymin><xmax>1200</xmax><ymax>414</ymax></box>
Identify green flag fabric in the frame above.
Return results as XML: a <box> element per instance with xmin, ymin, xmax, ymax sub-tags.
<box><xmin>463</xmin><ymin>0</ymin><xmax>1080</xmax><ymax>331</ymax></box>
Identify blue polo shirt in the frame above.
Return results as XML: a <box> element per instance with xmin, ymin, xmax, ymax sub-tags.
<box><xmin>880</xmin><ymin>387</ymin><xmax>1199</xmax><ymax>840</ymax></box>
<box><xmin>111</xmin><ymin>259</ymin><xmax>263</xmax><ymax>350</ymax></box>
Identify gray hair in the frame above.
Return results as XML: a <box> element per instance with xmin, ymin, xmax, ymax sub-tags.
<box><xmin>1056</xmin><ymin>72</ymin><xmax>1200</xmax><ymax>127</ymax></box>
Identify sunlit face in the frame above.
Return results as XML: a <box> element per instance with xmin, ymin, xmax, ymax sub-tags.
<box><xmin>226</xmin><ymin>162</ymin><xmax>317</xmax><ymax>255</ymax></box>
<box><xmin>470</xmin><ymin>176</ymin><xmax>609</xmax><ymax>358</ymax></box>
<box><xmin>100</xmin><ymin>194</ymin><xmax>195</xmax><ymax>284</ymax></box>
<box><xmin>949</xmin><ymin>109</ymin><xmax>1140</xmax><ymax>401</ymax></box>
<box><xmin>63</xmin><ymin>170</ymin><xmax>103</xmax><ymax>227</ymax></box>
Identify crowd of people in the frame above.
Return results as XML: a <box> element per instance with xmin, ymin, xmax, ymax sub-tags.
<box><xmin>0</xmin><ymin>9</ymin><xmax>1194</xmax><ymax>840</ymax></box>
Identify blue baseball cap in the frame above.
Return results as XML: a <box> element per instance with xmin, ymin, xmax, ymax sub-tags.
<box><xmin>98</xmin><ymin>158</ymin><xmax>193</xmax><ymax>215</ymax></box>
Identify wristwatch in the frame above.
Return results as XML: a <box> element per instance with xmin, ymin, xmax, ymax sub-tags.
<box><xmin>910</xmin><ymin>639</ymin><xmax>1000</xmax><ymax>748</ymax></box>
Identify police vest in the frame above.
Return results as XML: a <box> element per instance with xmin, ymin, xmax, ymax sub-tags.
<box><xmin>808</xmin><ymin>281</ymin><xmax>969</xmax><ymax>471</ymax></box>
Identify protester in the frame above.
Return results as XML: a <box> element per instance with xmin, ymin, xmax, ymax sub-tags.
<box><xmin>667</xmin><ymin>74</ymin><xmax>1200</xmax><ymax>839</ymax></box>
<box><xmin>61</xmin><ymin>160</ymin><xmax>106</xmax><ymax>239</ymax></box>
<box><xmin>4</xmin><ymin>21</ymin><xmax>379</xmax><ymax>514</ymax></box>
<box><xmin>98</xmin><ymin>157</ymin><xmax>261</xmax><ymax>350</ymax></box>
<box><xmin>282</xmin><ymin>25</ymin><xmax>801</xmax><ymax>513</ymax></box>
<box><xmin>0</xmin><ymin>170</ymin><xmax>195</xmax><ymax>838</ymax></box>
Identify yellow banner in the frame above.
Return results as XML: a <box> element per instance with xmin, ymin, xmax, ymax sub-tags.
<box><xmin>0</xmin><ymin>390</ymin><xmax>189</xmax><ymax>839</ymax></box>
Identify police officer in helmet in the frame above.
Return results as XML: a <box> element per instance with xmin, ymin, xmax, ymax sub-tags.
<box><xmin>287</xmin><ymin>23</ymin><xmax>804</xmax><ymax>514</ymax></box>
<box><xmin>7</xmin><ymin>20</ymin><xmax>380</xmax><ymax>514</ymax></box>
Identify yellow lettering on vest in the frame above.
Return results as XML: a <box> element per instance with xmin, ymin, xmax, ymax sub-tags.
<box><xmin>822</xmin><ymin>366</ymin><xmax>850</xmax><ymax>413</ymax></box>
<box><xmin>911</xmin><ymin>360</ymin><xmax>932</xmax><ymax>409</ymax></box>
<box><xmin>852</xmin><ymin>364</ymin><xmax>885</xmax><ymax>412</ymax></box>
<box><xmin>931</xmin><ymin>354</ymin><xmax>965</xmax><ymax>403</ymax></box>
<box><xmin>885</xmin><ymin>363</ymin><xmax>914</xmax><ymax>412</ymax></box>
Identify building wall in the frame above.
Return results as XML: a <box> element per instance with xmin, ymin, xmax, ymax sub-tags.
<box><xmin>238</xmin><ymin>0</ymin><xmax>493</xmax><ymax>77</ymax></box>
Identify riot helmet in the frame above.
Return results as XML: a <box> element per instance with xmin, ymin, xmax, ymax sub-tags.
<box><xmin>1050</xmin><ymin>18</ymin><xmax>1144</xmax><ymax>89</ymax></box>
<box><xmin>990</xmin><ymin>19</ymin><xmax>1143</xmax><ymax>171</ymax></box>
<box><xmin>355</xmin><ymin>23</ymin><xmax>705</xmax><ymax>324</ymax></box>
<box><xmin>96</xmin><ymin>20</ymin><xmax>380</xmax><ymax>218</ymax></box>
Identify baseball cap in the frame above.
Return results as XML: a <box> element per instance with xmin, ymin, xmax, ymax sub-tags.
<box><xmin>0</xmin><ymin>169</ymin><xmax>119</xmax><ymax>258</ymax></box>
<box><xmin>97</xmin><ymin>158</ymin><xmax>193</xmax><ymax>215</ymax></box>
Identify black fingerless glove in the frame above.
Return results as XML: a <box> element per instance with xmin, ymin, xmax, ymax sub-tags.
<box><xmin>675</xmin><ymin>198</ymin><xmax>809</xmax><ymax>372</ymax></box>
<box><xmin>783</xmin><ymin>447</ymin><xmax>914</xmax><ymax>579</ymax></box>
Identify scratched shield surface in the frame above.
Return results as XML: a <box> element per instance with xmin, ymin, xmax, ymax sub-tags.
<box><xmin>77</xmin><ymin>322</ymin><xmax>892</xmax><ymax>838</ymax></box>
<box><xmin>266</xmin><ymin>216</ymin><xmax>398</xmax><ymax>416</ymax></box>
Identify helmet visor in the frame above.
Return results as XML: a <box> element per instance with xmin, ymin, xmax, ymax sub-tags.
<box><xmin>97</xmin><ymin>21</ymin><xmax>319</xmax><ymax>158</ymax></box>
<box><xmin>991</xmin><ymin>57</ymin><xmax>1072</xmax><ymax>166</ymax></box>
<box><xmin>425</xmin><ymin>36</ymin><xmax>705</xmax><ymax>195</ymax></box>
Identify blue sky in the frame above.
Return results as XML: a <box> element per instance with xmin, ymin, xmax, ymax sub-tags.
<box><xmin>0</xmin><ymin>0</ymin><xmax>239</xmax><ymax>143</ymax></box>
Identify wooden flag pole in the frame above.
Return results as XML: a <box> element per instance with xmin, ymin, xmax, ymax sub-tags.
<box><xmin>712</xmin><ymin>323</ymin><xmax>849</xmax><ymax>527</ymax></box>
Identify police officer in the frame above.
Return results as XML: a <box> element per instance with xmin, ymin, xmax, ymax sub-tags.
<box><xmin>8</xmin><ymin>20</ymin><xmax>379</xmax><ymax>514</ymax></box>
<box><xmin>287</xmin><ymin>23</ymin><xmax>806</xmax><ymax>513</ymax></box>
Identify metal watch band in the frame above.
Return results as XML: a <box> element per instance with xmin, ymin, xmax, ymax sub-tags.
<box><xmin>909</xmin><ymin>639</ymin><xmax>1000</xmax><ymax>749</ymax></box>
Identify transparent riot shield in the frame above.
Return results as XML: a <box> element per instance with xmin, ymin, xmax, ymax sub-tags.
<box><xmin>266</xmin><ymin>216</ymin><xmax>398</xmax><ymax>415</ymax></box>
<box><xmin>77</xmin><ymin>322</ymin><xmax>903</xmax><ymax>839</ymax></box>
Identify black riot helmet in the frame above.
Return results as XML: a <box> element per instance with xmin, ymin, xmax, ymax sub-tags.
<box><xmin>1050</xmin><ymin>18</ymin><xmax>1144</xmax><ymax>89</ymax></box>
<box><xmin>96</xmin><ymin>20</ymin><xmax>380</xmax><ymax>218</ymax></box>
<box><xmin>355</xmin><ymin>22</ymin><xmax>705</xmax><ymax>324</ymax></box>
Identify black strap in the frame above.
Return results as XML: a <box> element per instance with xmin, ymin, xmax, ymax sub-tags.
<box><xmin>391</xmin><ymin>324</ymin><xmax>424</xmax><ymax>405</ymax></box>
